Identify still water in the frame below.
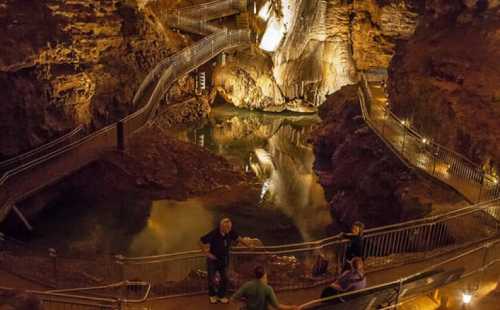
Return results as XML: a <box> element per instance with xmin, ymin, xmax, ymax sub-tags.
<box><xmin>14</xmin><ymin>106</ymin><xmax>330</xmax><ymax>256</ymax></box>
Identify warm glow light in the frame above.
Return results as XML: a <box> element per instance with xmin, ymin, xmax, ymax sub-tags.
<box><xmin>258</xmin><ymin>2</ymin><xmax>271</xmax><ymax>21</ymax></box>
<box><xmin>422</xmin><ymin>138</ymin><xmax>428</xmax><ymax>144</ymax></box>
<box><xmin>462</xmin><ymin>293</ymin><xmax>472</xmax><ymax>304</ymax></box>
<box><xmin>259</xmin><ymin>18</ymin><xmax>285</xmax><ymax>52</ymax></box>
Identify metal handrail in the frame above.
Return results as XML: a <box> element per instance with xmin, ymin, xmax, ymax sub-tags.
<box><xmin>47</xmin><ymin>281</ymin><xmax>152</xmax><ymax>303</ymax></box>
<box><xmin>0</xmin><ymin>28</ymin><xmax>251</xmax><ymax>223</ymax></box>
<box><xmin>298</xmin><ymin>238</ymin><xmax>500</xmax><ymax>309</ymax></box>
<box><xmin>0</xmin><ymin>126</ymin><xmax>84</xmax><ymax>171</ymax></box>
<box><xmin>116</xmin><ymin>198</ymin><xmax>500</xmax><ymax>262</ymax></box>
<box><xmin>359</xmin><ymin>72</ymin><xmax>500</xmax><ymax>203</ymax></box>
<box><xmin>361</xmin><ymin>73</ymin><xmax>480</xmax><ymax>168</ymax></box>
<box><xmin>165</xmin><ymin>0</ymin><xmax>247</xmax><ymax>21</ymax></box>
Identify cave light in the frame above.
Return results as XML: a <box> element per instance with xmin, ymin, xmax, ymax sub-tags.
<box><xmin>462</xmin><ymin>292</ymin><xmax>472</xmax><ymax>304</ymax></box>
<box><xmin>258</xmin><ymin>1</ymin><xmax>272</xmax><ymax>21</ymax></box>
<box><xmin>259</xmin><ymin>17</ymin><xmax>285</xmax><ymax>52</ymax></box>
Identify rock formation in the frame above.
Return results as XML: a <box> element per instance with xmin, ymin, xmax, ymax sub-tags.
<box><xmin>0</xmin><ymin>0</ymin><xmax>193</xmax><ymax>158</ymax></box>
<box><xmin>388</xmin><ymin>0</ymin><xmax>500</xmax><ymax>174</ymax></box>
<box><xmin>312</xmin><ymin>85</ymin><xmax>463</xmax><ymax>231</ymax></box>
<box><xmin>214</xmin><ymin>0</ymin><xmax>418</xmax><ymax>111</ymax></box>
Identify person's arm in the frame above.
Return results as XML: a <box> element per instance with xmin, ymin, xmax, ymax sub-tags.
<box><xmin>230</xmin><ymin>284</ymin><xmax>246</xmax><ymax>303</ymax></box>
<box><xmin>199</xmin><ymin>233</ymin><xmax>217</xmax><ymax>260</ymax></box>
<box><xmin>268</xmin><ymin>287</ymin><xmax>298</xmax><ymax>310</ymax></box>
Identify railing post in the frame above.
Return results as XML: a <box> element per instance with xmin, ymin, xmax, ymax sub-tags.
<box><xmin>478</xmin><ymin>172</ymin><xmax>485</xmax><ymax>203</ymax></box>
<box><xmin>432</xmin><ymin>146</ymin><xmax>437</xmax><ymax>175</ymax></box>
<box><xmin>394</xmin><ymin>278</ymin><xmax>404</xmax><ymax>309</ymax></box>
<box><xmin>382</xmin><ymin>109</ymin><xmax>387</xmax><ymax>136</ymax></box>
<box><xmin>477</xmin><ymin>242</ymin><xmax>490</xmax><ymax>293</ymax></box>
<box><xmin>117</xmin><ymin>121</ymin><xmax>125</xmax><ymax>152</ymax></box>
<box><xmin>401</xmin><ymin>124</ymin><xmax>407</xmax><ymax>154</ymax></box>
<box><xmin>115</xmin><ymin>254</ymin><xmax>125</xmax><ymax>282</ymax></box>
<box><xmin>49</xmin><ymin>248</ymin><xmax>58</xmax><ymax>288</ymax></box>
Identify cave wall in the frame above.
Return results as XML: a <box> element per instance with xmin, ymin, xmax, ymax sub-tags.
<box><xmin>388</xmin><ymin>0</ymin><xmax>500</xmax><ymax>173</ymax></box>
<box><xmin>312</xmin><ymin>84</ymin><xmax>463</xmax><ymax>231</ymax></box>
<box><xmin>0</xmin><ymin>0</ymin><xmax>191</xmax><ymax>158</ymax></box>
<box><xmin>214</xmin><ymin>0</ymin><xmax>418</xmax><ymax>112</ymax></box>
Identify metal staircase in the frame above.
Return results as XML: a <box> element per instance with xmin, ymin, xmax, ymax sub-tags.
<box><xmin>0</xmin><ymin>1</ymin><xmax>252</xmax><ymax>224</ymax></box>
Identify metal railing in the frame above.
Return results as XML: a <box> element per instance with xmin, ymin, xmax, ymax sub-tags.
<box><xmin>358</xmin><ymin>72</ymin><xmax>500</xmax><ymax>204</ymax></box>
<box><xmin>1</xmin><ymin>201</ymin><xmax>499</xmax><ymax>298</ymax></box>
<box><xmin>27</xmin><ymin>281</ymin><xmax>150</xmax><ymax>310</ymax></box>
<box><xmin>0</xmin><ymin>28</ymin><xmax>251</xmax><ymax>224</ymax></box>
<box><xmin>112</xmin><ymin>199</ymin><xmax>500</xmax><ymax>298</ymax></box>
<box><xmin>147</xmin><ymin>0</ymin><xmax>248</xmax><ymax>35</ymax></box>
<box><xmin>162</xmin><ymin>0</ymin><xmax>248</xmax><ymax>22</ymax></box>
<box><xmin>0</xmin><ymin>126</ymin><xmax>84</xmax><ymax>172</ymax></box>
<box><xmin>298</xmin><ymin>237</ymin><xmax>500</xmax><ymax>309</ymax></box>
<box><xmin>3</xmin><ymin>199</ymin><xmax>490</xmax><ymax>297</ymax></box>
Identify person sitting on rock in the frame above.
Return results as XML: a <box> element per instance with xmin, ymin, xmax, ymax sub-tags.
<box><xmin>320</xmin><ymin>257</ymin><xmax>367</xmax><ymax>300</ymax></box>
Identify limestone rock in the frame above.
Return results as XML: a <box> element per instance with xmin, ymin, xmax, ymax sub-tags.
<box><xmin>388</xmin><ymin>0</ymin><xmax>500</xmax><ymax>172</ymax></box>
<box><xmin>312</xmin><ymin>85</ymin><xmax>462</xmax><ymax>231</ymax></box>
<box><xmin>0</xmin><ymin>0</ymin><xmax>184</xmax><ymax>158</ymax></box>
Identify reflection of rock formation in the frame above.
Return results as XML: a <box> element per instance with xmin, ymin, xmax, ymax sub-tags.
<box><xmin>130</xmin><ymin>199</ymin><xmax>214</xmax><ymax>256</ymax></box>
<box><xmin>252</xmin><ymin>124</ymin><xmax>331</xmax><ymax>240</ymax></box>
<box><xmin>185</xmin><ymin>107</ymin><xmax>330</xmax><ymax>240</ymax></box>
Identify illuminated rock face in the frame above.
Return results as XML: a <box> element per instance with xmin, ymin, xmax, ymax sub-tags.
<box><xmin>274</xmin><ymin>0</ymin><xmax>418</xmax><ymax>103</ymax></box>
<box><xmin>216</xmin><ymin>0</ymin><xmax>418</xmax><ymax>111</ymax></box>
<box><xmin>0</xmin><ymin>0</ymin><xmax>187</xmax><ymax>157</ymax></box>
<box><xmin>388</xmin><ymin>0</ymin><xmax>500</xmax><ymax>172</ymax></box>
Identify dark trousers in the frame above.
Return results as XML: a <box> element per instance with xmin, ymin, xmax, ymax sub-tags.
<box><xmin>207</xmin><ymin>258</ymin><xmax>228</xmax><ymax>297</ymax></box>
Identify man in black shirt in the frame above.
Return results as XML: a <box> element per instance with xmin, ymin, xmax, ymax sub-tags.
<box><xmin>200</xmin><ymin>217</ymin><xmax>252</xmax><ymax>304</ymax></box>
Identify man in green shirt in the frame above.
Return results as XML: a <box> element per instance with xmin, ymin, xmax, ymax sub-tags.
<box><xmin>231</xmin><ymin>266</ymin><xmax>298</xmax><ymax>310</ymax></box>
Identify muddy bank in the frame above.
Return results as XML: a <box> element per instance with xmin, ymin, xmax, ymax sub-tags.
<box><xmin>312</xmin><ymin>85</ymin><xmax>464</xmax><ymax>233</ymax></box>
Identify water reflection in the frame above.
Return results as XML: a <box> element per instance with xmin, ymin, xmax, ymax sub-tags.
<box><xmin>130</xmin><ymin>198</ymin><xmax>214</xmax><ymax>255</ymax></box>
<box><xmin>12</xmin><ymin>106</ymin><xmax>330</xmax><ymax>256</ymax></box>
<box><xmin>178</xmin><ymin>106</ymin><xmax>331</xmax><ymax>241</ymax></box>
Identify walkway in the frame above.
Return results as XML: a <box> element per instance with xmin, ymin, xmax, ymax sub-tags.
<box><xmin>359</xmin><ymin>74</ymin><xmax>500</xmax><ymax>204</ymax></box>
<box><xmin>0</xmin><ymin>1</ymin><xmax>251</xmax><ymax>224</ymax></box>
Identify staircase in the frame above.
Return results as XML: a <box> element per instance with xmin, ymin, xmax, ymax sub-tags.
<box><xmin>0</xmin><ymin>0</ymin><xmax>252</xmax><ymax>224</ymax></box>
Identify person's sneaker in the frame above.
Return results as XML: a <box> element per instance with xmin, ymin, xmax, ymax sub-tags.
<box><xmin>209</xmin><ymin>296</ymin><xmax>218</xmax><ymax>304</ymax></box>
<box><xmin>219</xmin><ymin>297</ymin><xmax>229</xmax><ymax>304</ymax></box>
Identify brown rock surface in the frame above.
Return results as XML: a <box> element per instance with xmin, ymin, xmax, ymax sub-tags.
<box><xmin>388</xmin><ymin>0</ymin><xmax>500</xmax><ymax>174</ymax></box>
<box><xmin>0</xmin><ymin>0</ymin><xmax>189</xmax><ymax>158</ymax></box>
<box><xmin>312</xmin><ymin>85</ymin><xmax>463</xmax><ymax>232</ymax></box>
<box><xmin>0</xmin><ymin>289</ymin><xmax>42</xmax><ymax>310</ymax></box>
